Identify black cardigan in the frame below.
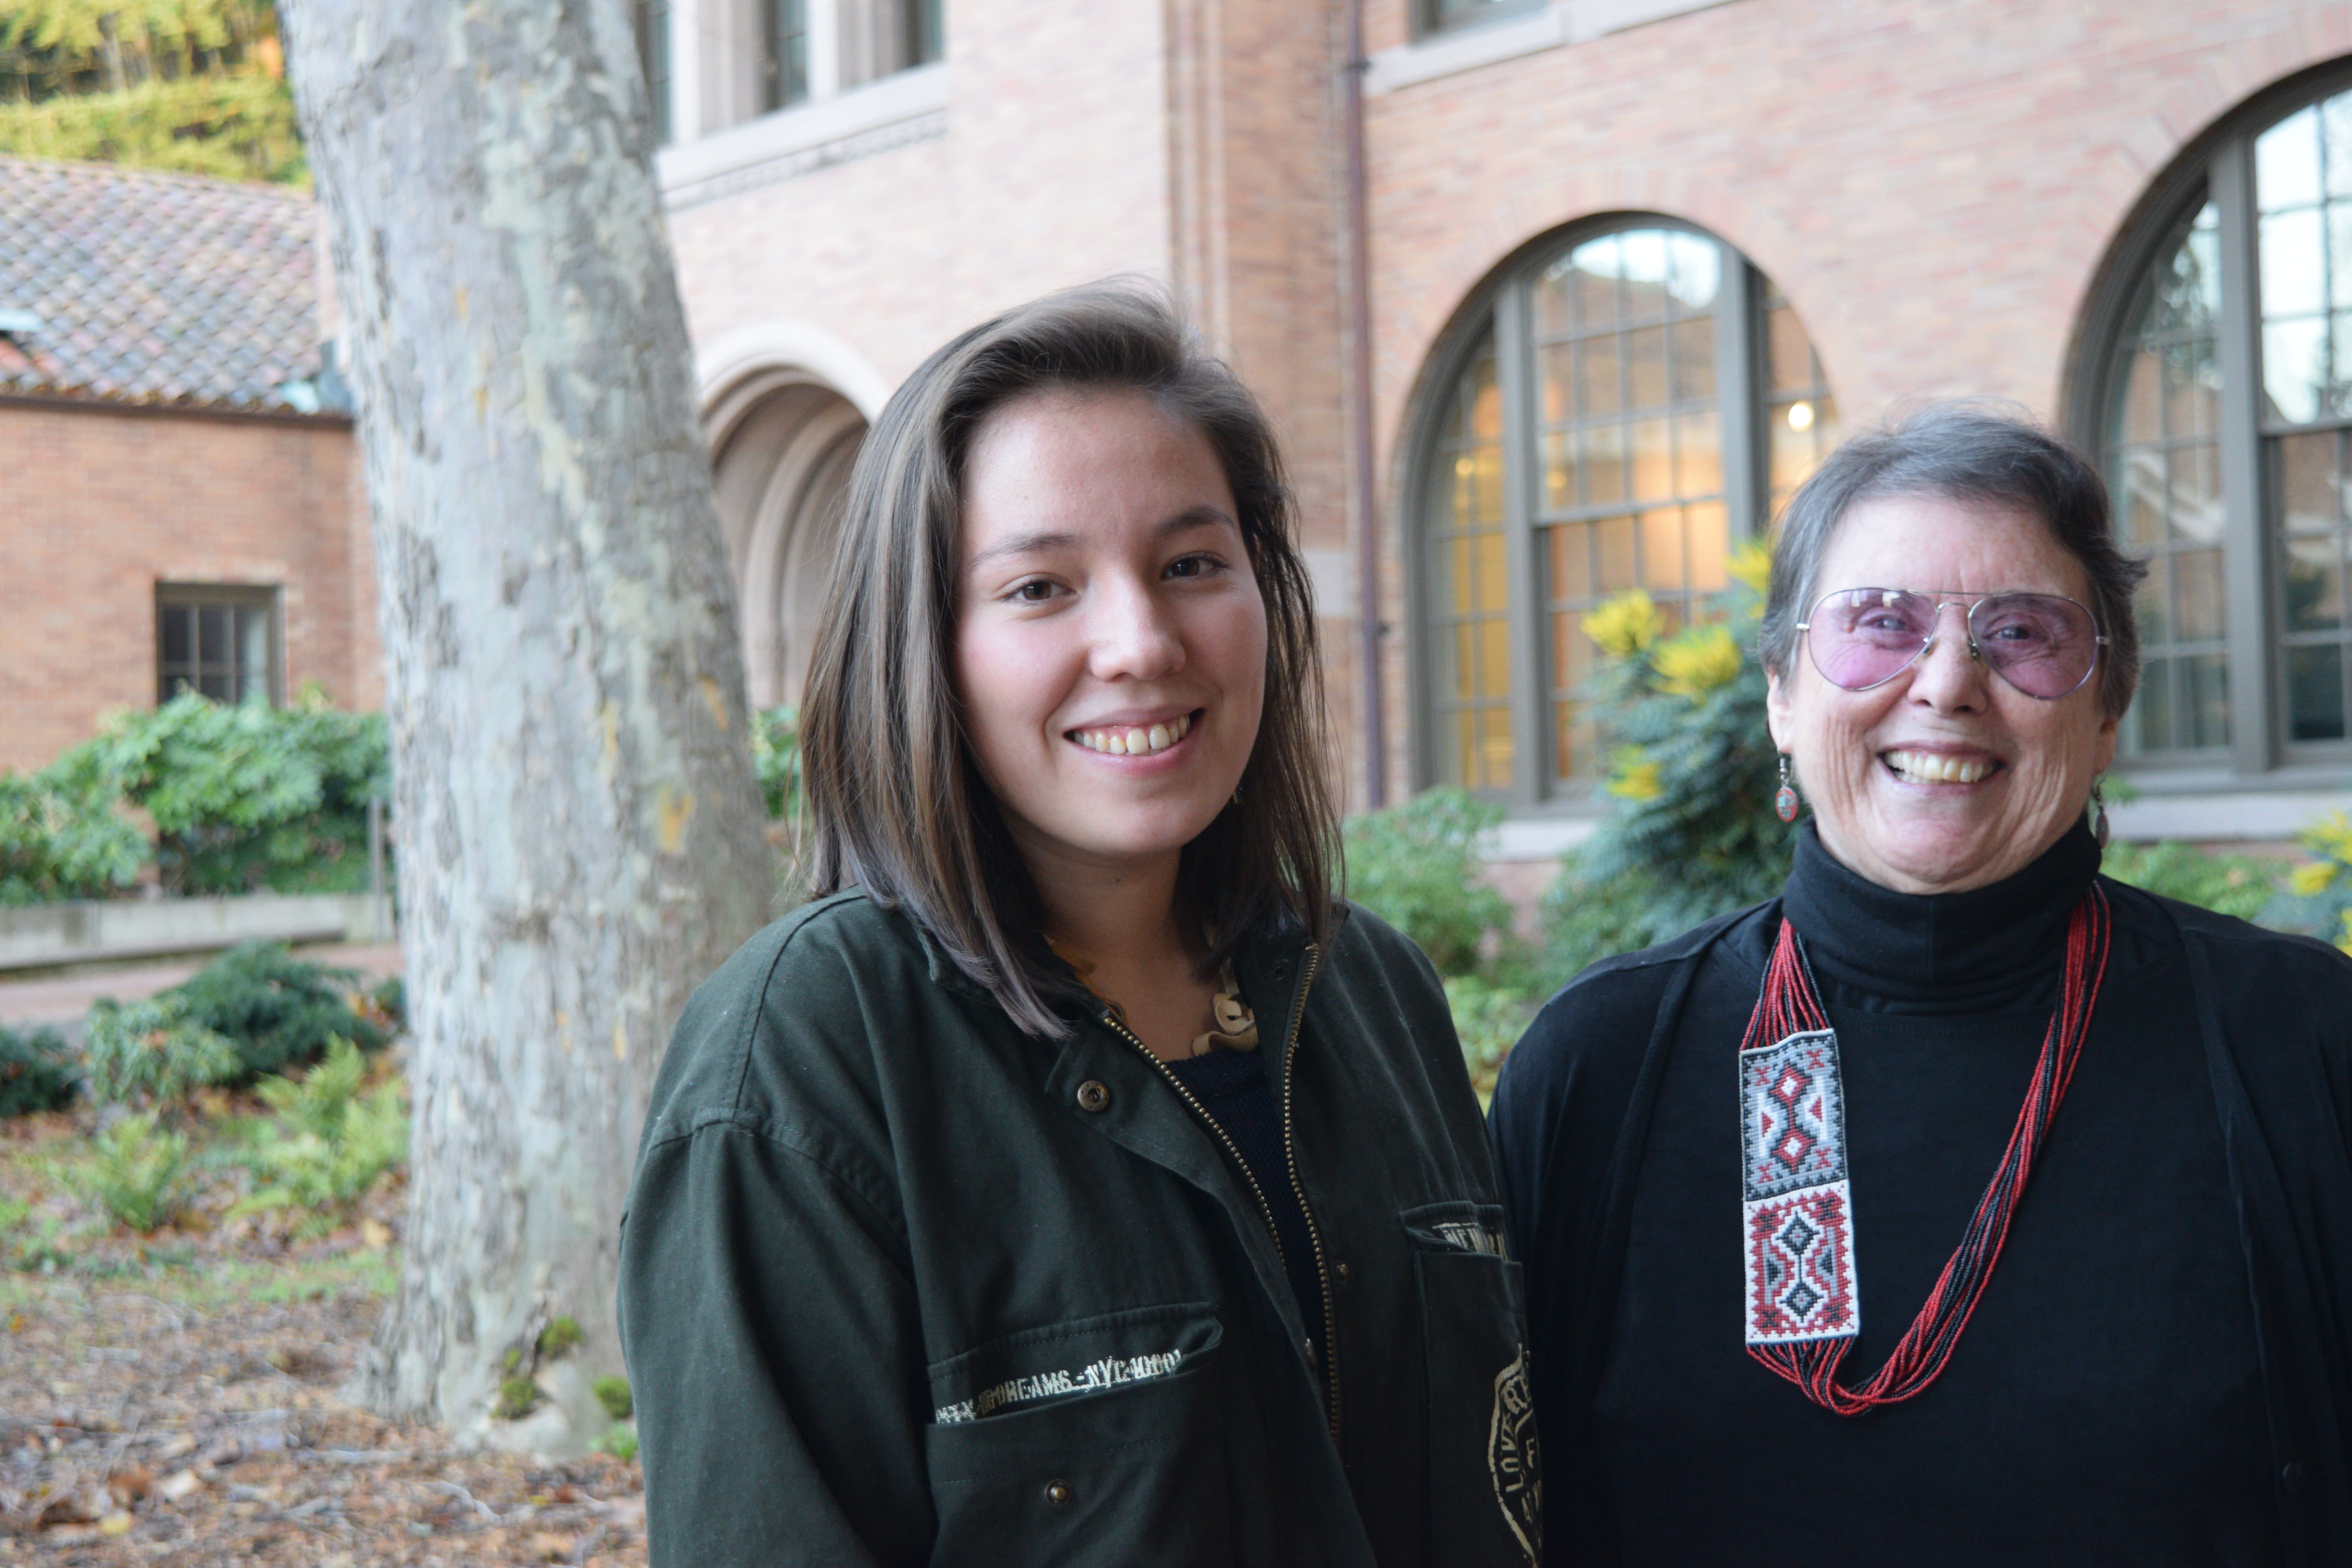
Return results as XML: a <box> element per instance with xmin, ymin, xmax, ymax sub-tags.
<box><xmin>1491</xmin><ymin>849</ymin><xmax>2352</xmax><ymax>1564</ymax></box>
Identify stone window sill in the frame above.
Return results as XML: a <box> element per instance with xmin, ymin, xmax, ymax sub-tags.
<box><xmin>1367</xmin><ymin>0</ymin><xmax>1741</xmax><ymax>96</ymax></box>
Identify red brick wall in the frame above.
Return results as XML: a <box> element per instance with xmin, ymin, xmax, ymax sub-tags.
<box><xmin>1359</xmin><ymin>0</ymin><xmax>2352</xmax><ymax>795</ymax></box>
<box><xmin>0</xmin><ymin>399</ymin><xmax>377</xmax><ymax>772</ymax></box>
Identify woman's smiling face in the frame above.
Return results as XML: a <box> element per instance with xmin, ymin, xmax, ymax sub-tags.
<box><xmin>953</xmin><ymin>387</ymin><xmax>1267</xmax><ymax>881</ymax></box>
<box><xmin>1766</xmin><ymin>491</ymin><xmax>2118</xmax><ymax>895</ymax></box>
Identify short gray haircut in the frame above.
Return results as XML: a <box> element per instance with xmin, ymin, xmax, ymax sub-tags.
<box><xmin>1756</xmin><ymin>403</ymin><xmax>2146</xmax><ymax>717</ymax></box>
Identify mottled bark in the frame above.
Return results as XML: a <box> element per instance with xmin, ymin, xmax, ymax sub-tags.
<box><xmin>280</xmin><ymin>0</ymin><xmax>771</xmax><ymax>1452</ymax></box>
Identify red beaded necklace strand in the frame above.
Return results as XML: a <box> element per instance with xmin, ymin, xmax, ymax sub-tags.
<box><xmin>1740</xmin><ymin>882</ymin><xmax>2113</xmax><ymax>1415</ymax></box>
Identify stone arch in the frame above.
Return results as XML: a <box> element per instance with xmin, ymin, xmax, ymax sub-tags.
<box><xmin>705</xmin><ymin>365</ymin><xmax>869</xmax><ymax>709</ymax></box>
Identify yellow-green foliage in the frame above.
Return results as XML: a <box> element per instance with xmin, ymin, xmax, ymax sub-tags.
<box><xmin>0</xmin><ymin>72</ymin><xmax>302</xmax><ymax>183</ymax></box>
<box><xmin>65</xmin><ymin>1111</ymin><xmax>190</xmax><ymax>1232</ymax></box>
<box><xmin>2266</xmin><ymin>811</ymin><xmax>2352</xmax><ymax>955</ymax></box>
<box><xmin>234</xmin><ymin>1039</ymin><xmax>406</xmax><ymax>1233</ymax></box>
<box><xmin>0</xmin><ymin>0</ymin><xmax>301</xmax><ymax>185</ymax></box>
<box><xmin>593</xmin><ymin>1375</ymin><xmax>633</xmax><ymax>1421</ymax></box>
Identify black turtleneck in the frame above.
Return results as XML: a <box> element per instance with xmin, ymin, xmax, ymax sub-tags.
<box><xmin>1561</xmin><ymin>822</ymin><xmax>2278</xmax><ymax>1566</ymax></box>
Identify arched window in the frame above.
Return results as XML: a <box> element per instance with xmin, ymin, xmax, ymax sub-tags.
<box><xmin>2088</xmin><ymin>68</ymin><xmax>2352</xmax><ymax>769</ymax></box>
<box><xmin>1417</xmin><ymin>218</ymin><xmax>1841</xmax><ymax>804</ymax></box>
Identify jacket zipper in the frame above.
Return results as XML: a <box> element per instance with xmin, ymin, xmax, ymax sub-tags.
<box><xmin>1100</xmin><ymin>1010</ymin><xmax>1293</xmax><ymax>1294</ymax></box>
<box><xmin>1278</xmin><ymin>943</ymin><xmax>1340</xmax><ymax>1445</ymax></box>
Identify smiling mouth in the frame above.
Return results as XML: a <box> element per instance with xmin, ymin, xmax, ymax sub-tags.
<box><xmin>1883</xmin><ymin>748</ymin><xmax>2000</xmax><ymax>786</ymax></box>
<box><xmin>1071</xmin><ymin>711</ymin><xmax>1196</xmax><ymax>757</ymax></box>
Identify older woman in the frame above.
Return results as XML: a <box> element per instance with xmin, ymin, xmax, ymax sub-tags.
<box><xmin>1491</xmin><ymin>406</ymin><xmax>2352</xmax><ymax>1566</ymax></box>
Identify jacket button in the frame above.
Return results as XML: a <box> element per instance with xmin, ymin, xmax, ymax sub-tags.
<box><xmin>1076</xmin><ymin>1081</ymin><xmax>1111</xmax><ymax>1113</ymax></box>
<box><xmin>2283</xmin><ymin>1461</ymin><xmax>2306</xmax><ymax>1495</ymax></box>
<box><xmin>1335</xmin><ymin>1261</ymin><xmax>1350</xmax><ymax>1279</ymax></box>
<box><xmin>1044</xmin><ymin>1478</ymin><xmax>1073</xmax><ymax>1508</ymax></box>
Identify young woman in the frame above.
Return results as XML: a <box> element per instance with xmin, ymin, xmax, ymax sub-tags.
<box><xmin>617</xmin><ymin>284</ymin><xmax>1538</xmax><ymax>1567</ymax></box>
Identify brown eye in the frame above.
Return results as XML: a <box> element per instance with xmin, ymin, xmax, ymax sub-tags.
<box><xmin>1014</xmin><ymin>580</ymin><xmax>1057</xmax><ymax>603</ymax></box>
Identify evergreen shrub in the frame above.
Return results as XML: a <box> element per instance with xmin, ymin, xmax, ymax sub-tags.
<box><xmin>167</xmin><ymin>940</ymin><xmax>390</xmax><ymax>1079</ymax></box>
<box><xmin>0</xmin><ymin>1023</ymin><xmax>78</xmax><ymax>1118</ymax></box>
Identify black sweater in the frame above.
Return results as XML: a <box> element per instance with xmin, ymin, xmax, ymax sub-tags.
<box><xmin>1492</xmin><ymin>823</ymin><xmax>2352</xmax><ymax>1566</ymax></box>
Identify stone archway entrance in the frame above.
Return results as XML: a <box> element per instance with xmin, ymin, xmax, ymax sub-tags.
<box><xmin>706</xmin><ymin>370</ymin><xmax>868</xmax><ymax>709</ymax></box>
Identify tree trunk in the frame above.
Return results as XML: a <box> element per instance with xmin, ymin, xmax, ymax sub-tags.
<box><xmin>280</xmin><ymin>0</ymin><xmax>771</xmax><ymax>1454</ymax></box>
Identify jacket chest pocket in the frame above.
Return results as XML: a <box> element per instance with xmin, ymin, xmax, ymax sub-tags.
<box><xmin>923</xmin><ymin>1303</ymin><xmax>1235</xmax><ymax>1567</ymax></box>
<box><xmin>1403</xmin><ymin>1201</ymin><xmax>1541</xmax><ymax>1567</ymax></box>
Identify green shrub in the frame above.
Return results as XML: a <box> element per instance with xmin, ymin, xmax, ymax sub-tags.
<box><xmin>0</xmin><ymin>765</ymin><xmax>145</xmax><ymax>905</ymax></box>
<box><xmin>593</xmin><ymin>1375</ymin><xmax>633</xmax><ymax>1421</ymax></box>
<box><xmin>538</xmin><ymin>1316</ymin><xmax>584</xmax><ymax>1359</ymax></box>
<box><xmin>79</xmin><ymin>690</ymin><xmax>389</xmax><ymax>896</ymax></box>
<box><xmin>167</xmin><ymin>941</ymin><xmax>389</xmax><ymax>1079</ymax></box>
<box><xmin>66</xmin><ymin>1112</ymin><xmax>191</xmax><ymax>1232</ymax></box>
<box><xmin>1544</xmin><ymin>548</ymin><xmax>1790</xmax><ymax>991</ymax></box>
<box><xmin>0</xmin><ymin>1023</ymin><xmax>78</xmax><ymax>1118</ymax></box>
<box><xmin>595</xmin><ymin>1423</ymin><xmax>639</xmax><ymax>1462</ymax></box>
<box><xmin>82</xmin><ymin>995</ymin><xmax>242</xmax><ymax>1105</ymax></box>
<box><xmin>1446</xmin><ymin>975</ymin><xmax>1535</xmax><ymax>1102</ymax></box>
<box><xmin>752</xmin><ymin>704</ymin><xmax>804</xmax><ymax>824</ymax></box>
<box><xmin>2101</xmin><ymin>841</ymin><xmax>2285</xmax><ymax>923</ymax></box>
<box><xmin>2261</xmin><ymin>813</ymin><xmax>2352</xmax><ymax>954</ymax></box>
<box><xmin>495</xmin><ymin>1375</ymin><xmax>541</xmax><ymax>1421</ymax></box>
<box><xmin>1343</xmin><ymin>789</ymin><xmax>1517</xmax><ymax>977</ymax></box>
<box><xmin>234</xmin><ymin>1040</ymin><xmax>407</xmax><ymax>1234</ymax></box>
<box><xmin>368</xmin><ymin>975</ymin><xmax>406</xmax><ymax>1031</ymax></box>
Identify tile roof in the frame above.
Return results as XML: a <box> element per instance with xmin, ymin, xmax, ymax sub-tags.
<box><xmin>0</xmin><ymin>154</ymin><xmax>337</xmax><ymax>416</ymax></box>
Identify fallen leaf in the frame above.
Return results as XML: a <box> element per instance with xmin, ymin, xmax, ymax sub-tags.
<box><xmin>359</xmin><ymin>1219</ymin><xmax>392</xmax><ymax>1250</ymax></box>
<box><xmin>158</xmin><ymin>1469</ymin><xmax>204</xmax><ymax>1501</ymax></box>
<box><xmin>531</xmin><ymin>1531</ymin><xmax>577</xmax><ymax>1560</ymax></box>
<box><xmin>108</xmin><ymin>1466</ymin><xmax>153</xmax><ymax>1504</ymax></box>
<box><xmin>98</xmin><ymin>1510</ymin><xmax>134</xmax><ymax>1536</ymax></box>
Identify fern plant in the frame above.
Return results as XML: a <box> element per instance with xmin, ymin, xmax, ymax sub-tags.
<box><xmin>234</xmin><ymin>1038</ymin><xmax>407</xmax><ymax>1235</ymax></box>
<box><xmin>65</xmin><ymin>1112</ymin><xmax>191</xmax><ymax>1232</ymax></box>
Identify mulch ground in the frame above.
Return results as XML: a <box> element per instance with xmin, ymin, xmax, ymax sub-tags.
<box><xmin>0</xmin><ymin>1109</ymin><xmax>646</xmax><ymax>1566</ymax></box>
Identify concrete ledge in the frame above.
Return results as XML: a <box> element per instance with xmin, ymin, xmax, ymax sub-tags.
<box><xmin>1365</xmin><ymin>0</ymin><xmax>1742</xmax><ymax>96</ymax></box>
<box><xmin>0</xmin><ymin>893</ymin><xmax>397</xmax><ymax>974</ymax></box>
<box><xmin>657</xmin><ymin>64</ymin><xmax>948</xmax><ymax>210</ymax></box>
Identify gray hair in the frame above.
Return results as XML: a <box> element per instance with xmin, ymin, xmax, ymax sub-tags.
<box><xmin>1756</xmin><ymin>403</ymin><xmax>2146</xmax><ymax>717</ymax></box>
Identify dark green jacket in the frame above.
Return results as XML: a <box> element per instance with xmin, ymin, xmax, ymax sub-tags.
<box><xmin>617</xmin><ymin>889</ymin><xmax>1539</xmax><ymax>1567</ymax></box>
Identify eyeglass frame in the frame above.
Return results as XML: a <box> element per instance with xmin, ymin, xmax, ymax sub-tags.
<box><xmin>1793</xmin><ymin>586</ymin><xmax>2110</xmax><ymax>700</ymax></box>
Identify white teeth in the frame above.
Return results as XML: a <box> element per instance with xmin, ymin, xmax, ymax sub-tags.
<box><xmin>1076</xmin><ymin>713</ymin><xmax>1194</xmax><ymax>755</ymax></box>
<box><xmin>1886</xmin><ymin>749</ymin><xmax>1993</xmax><ymax>785</ymax></box>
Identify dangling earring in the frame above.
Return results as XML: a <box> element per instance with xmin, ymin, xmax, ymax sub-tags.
<box><xmin>1775</xmin><ymin>754</ymin><xmax>1800</xmax><ymax>824</ymax></box>
<box><xmin>2090</xmin><ymin>779</ymin><xmax>2110</xmax><ymax>849</ymax></box>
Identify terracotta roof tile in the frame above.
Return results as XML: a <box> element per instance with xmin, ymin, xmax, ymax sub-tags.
<box><xmin>0</xmin><ymin>154</ymin><xmax>334</xmax><ymax>415</ymax></box>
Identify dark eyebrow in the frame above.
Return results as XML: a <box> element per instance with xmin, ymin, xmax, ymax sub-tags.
<box><xmin>965</xmin><ymin>506</ymin><xmax>1238</xmax><ymax>572</ymax></box>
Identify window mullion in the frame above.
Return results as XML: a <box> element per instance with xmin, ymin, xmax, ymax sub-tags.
<box><xmin>2212</xmin><ymin>137</ymin><xmax>2275</xmax><ymax>775</ymax></box>
<box><xmin>1495</xmin><ymin>281</ymin><xmax>1546</xmax><ymax>809</ymax></box>
<box><xmin>1716</xmin><ymin>254</ymin><xmax>1761</xmax><ymax>542</ymax></box>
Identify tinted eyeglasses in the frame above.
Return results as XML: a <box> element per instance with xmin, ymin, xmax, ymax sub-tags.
<box><xmin>1796</xmin><ymin>588</ymin><xmax>2106</xmax><ymax>700</ymax></box>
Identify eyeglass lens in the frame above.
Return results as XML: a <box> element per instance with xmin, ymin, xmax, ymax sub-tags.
<box><xmin>1807</xmin><ymin>588</ymin><xmax>2099</xmax><ymax>699</ymax></box>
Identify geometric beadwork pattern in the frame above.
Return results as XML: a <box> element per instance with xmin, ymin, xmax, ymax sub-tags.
<box><xmin>1740</xmin><ymin>1029</ymin><xmax>1847</xmax><ymax>1199</ymax></box>
<box><xmin>1744</xmin><ymin>1182</ymin><xmax>1858</xmax><ymax>1343</ymax></box>
<box><xmin>1739</xmin><ymin>1029</ymin><xmax>1860</xmax><ymax>1345</ymax></box>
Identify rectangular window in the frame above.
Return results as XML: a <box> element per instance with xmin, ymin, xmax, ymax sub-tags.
<box><xmin>764</xmin><ymin>0</ymin><xmax>810</xmax><ymax>111</ymax></box>
<box><xmin>1420</xmin><ymin>0</ymin><xmax>1544</xmax><ymax>37</ymax></box>
<box><xmin>908</xmin><ymin>0</ymin><xmax>943</xmax><ymax>66</ymax></box>
<box><xmin>156</xmin><ymin>586</ymin><xmax>279</xmax><ymax>708</ymax></box>
<box><xmin>631</xmin><ymin>0</ymin><xmax>672</xmax><ymax>142</ymax></box>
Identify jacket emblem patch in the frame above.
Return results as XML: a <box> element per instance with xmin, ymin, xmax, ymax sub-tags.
<box><xmin>1489</xmin><ymin>1346</ymin><xmax>1541</xmax><ymax>1564</ymax></box>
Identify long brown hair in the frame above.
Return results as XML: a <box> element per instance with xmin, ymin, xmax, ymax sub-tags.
<box><xmin>800</xmin><ymin>281</ymin><xmax>1336</xmax><ymax>1036</ymax></box>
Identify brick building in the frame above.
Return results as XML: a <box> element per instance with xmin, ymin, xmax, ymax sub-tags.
<box><xmin>11</xmin><ymin>2</ymin><xmax>2351</xmax><ymax>853</ymax></box>
<box><xmin>0</xmin><ymin>156</ymin><xmax>375</xmax><ymax>773</ymax></box>
<box><xmin>646</xmin><ymin>0</ymin><xmax>2352</xmax><ymax>847</ymax></box>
